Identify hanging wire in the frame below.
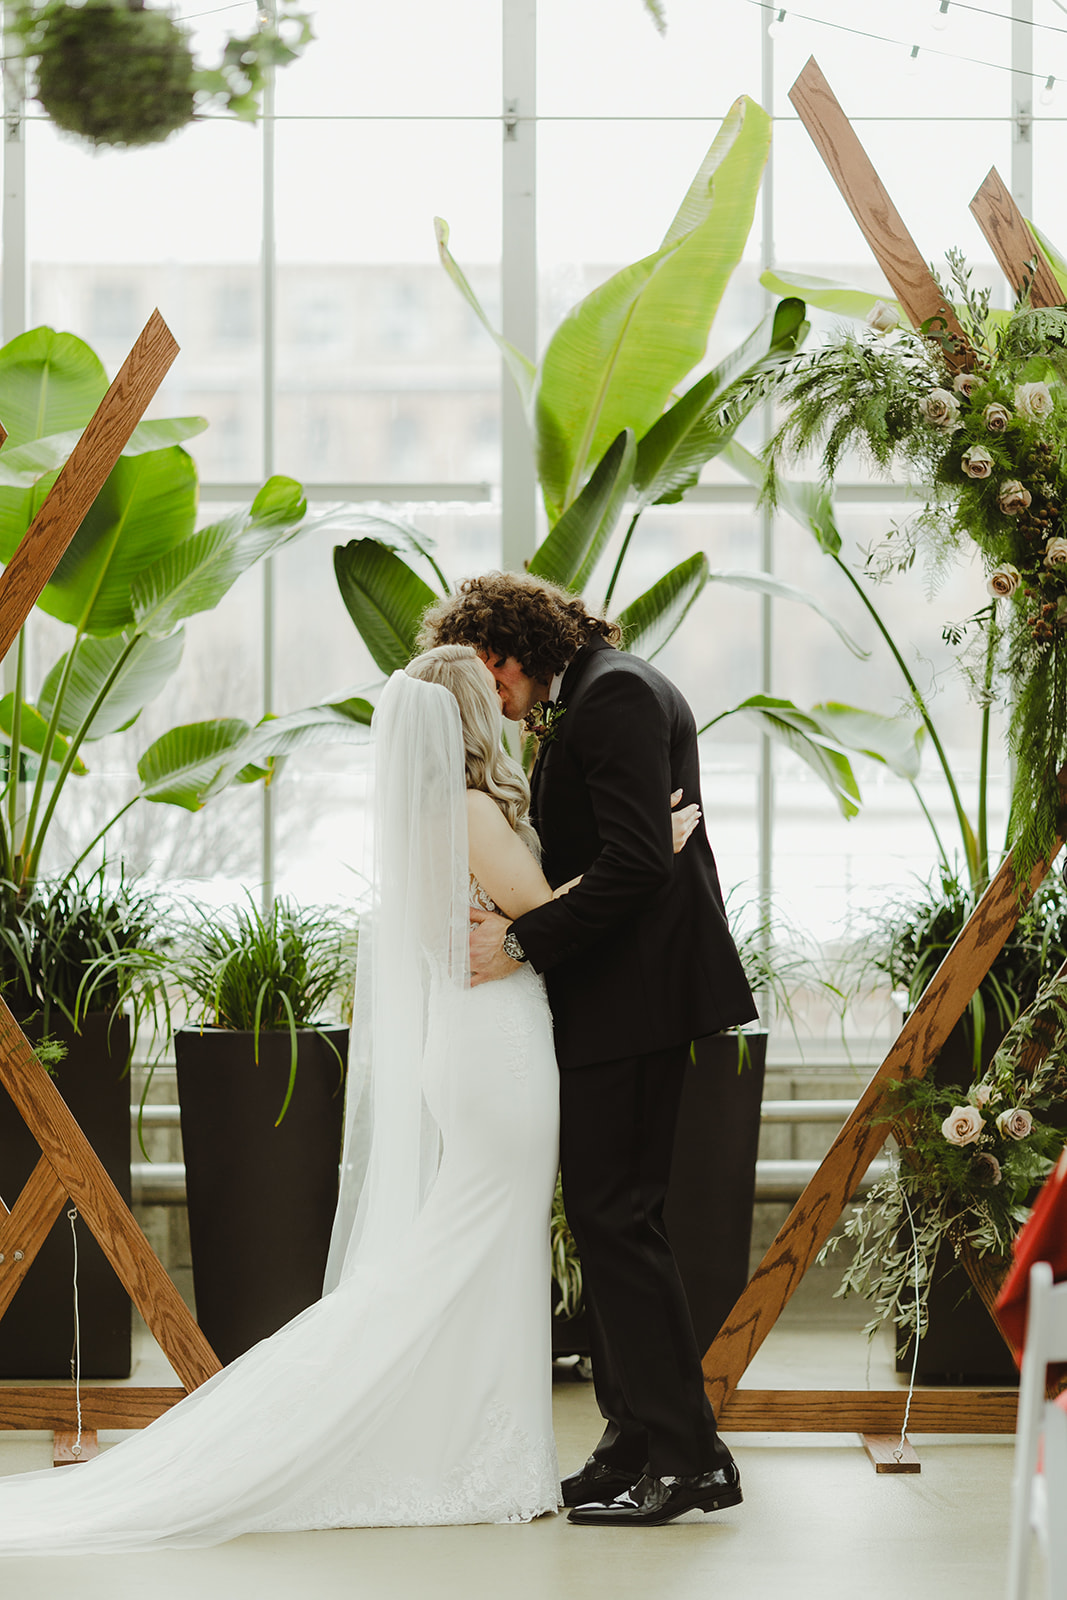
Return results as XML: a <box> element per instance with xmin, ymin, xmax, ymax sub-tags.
<box><xmin>896</xmin><ymin>1183</ymin><xmax>923</xmax><ymax>1463</ymax></box>
<box><xmin>745</xmin><ymin>0</ymin><xmax>1067</xmax><ymax>85</ymax></box>
<box><xmin>67</xmin><ymin>1207</ymin><xmax>84</xmax><ymax>1462</ymax></box>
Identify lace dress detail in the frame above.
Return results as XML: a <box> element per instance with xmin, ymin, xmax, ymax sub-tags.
<box><xmin>469</xmin><ymin>877</ymin><xmax>553</xmax><ymax>1086</ymax></box>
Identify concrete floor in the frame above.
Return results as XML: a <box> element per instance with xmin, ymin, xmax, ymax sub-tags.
<box><xmin>0</xmin><ymin>1274</ymin><xmax>1034</xmax><ymax>1600</ymax></box>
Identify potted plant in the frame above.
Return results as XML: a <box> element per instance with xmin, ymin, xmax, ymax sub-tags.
<box><xmin>166</xmin><ymin>895</ymin><xmax>355</xmax><ymax>1365</ymax></box>
<box><xmin>0</xmin><ymin>864</ymin><xmax>163</xmax><ymax>1377</ymax></box>
<box><xmin>0</xmin><ymin>324</ymin><xmax>367</xmax><ymax>1376</ymax></box>
<box><xmin>8</xmin><ymin>0</ymin><xmax>314</xmax><ymax>150</ymax></box>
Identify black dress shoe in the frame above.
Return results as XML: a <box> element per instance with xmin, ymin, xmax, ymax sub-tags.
<box><xmin>567</xmin><ymin>1463</ymin><xmax>742</xmax><ymax>1525</ymax></box>
<box><xmin>560</xmin><ymin>1459</ymin><xmax>639</xmax><ymax>1508</ymax></box>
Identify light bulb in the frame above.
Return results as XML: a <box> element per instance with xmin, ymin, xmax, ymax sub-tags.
<box><xmin>907</xmin><ymin>43</ymin><xmax>921</xmax><ymax>75</ymax></box>
<box><xmin>931</xmin><ymin>0</ymin><xmax>950</xmax><ymax>32</ymax></box>
<box><xmin>1041</xmin><ymin>75</ymin><xmax>1057</xmax><ymax>106</ymax></box>
<box><xmin>767</xmin><ymin>8</ymin><xmax>786</xmax><ymax>39</ymax></box>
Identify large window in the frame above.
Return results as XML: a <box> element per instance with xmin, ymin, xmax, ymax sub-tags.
<box><xmin>2</xmin><ymin>0</ymin><xmax>1051</xmax><ymax>975</ymax></box>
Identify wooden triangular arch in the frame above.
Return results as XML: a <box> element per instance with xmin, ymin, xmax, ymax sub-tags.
<box><xmin>701</xmin><ymin>59</ymin><xmax>1067</xmax><ymax>1450</ymax></box>
<box><xmin>0</xmin><ymin>314</ymin><xmax>221</xmax><ymax>1457</ymax></box>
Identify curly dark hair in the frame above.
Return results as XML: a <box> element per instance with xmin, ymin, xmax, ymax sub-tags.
<box><xmin>417</xmin><ymin>572</ymin><xmax>621</xmax><ymax>684</ymax></box>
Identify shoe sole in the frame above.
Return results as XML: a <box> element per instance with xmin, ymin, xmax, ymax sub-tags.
<box><xmin>567</xmin><ymin>1487</ymin><xmax>743</xmax><ymax>1526</ymax></box>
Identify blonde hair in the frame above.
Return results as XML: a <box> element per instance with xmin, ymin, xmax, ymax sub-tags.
<box><xmin>405</xmin><ymin>645</ymin><xmax>540</xmax><ymax>857</ymax></box>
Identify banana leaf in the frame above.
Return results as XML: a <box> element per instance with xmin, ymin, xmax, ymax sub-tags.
<box><xmin>535</xmin><ymin>96</ymin><xmax>771</xmax><ymax>518</ymax></box>
<box><xmin>0</xmin><ymin>327</ymin><xmax>107</xmax><ymax>446</ymax></box>
<box><xmin>759</xmin><ymin>269</ymin><xmax>902</xmax><ymax>324</ymax></box>
<box><xmin>137</xmin><ymin>719</ymin><xmax>255</xmax><ymax>811</ymax></box>
<box><xmin>706</xmin><ymin>568</ymin><xmax>866</xmax><ymax>658</ymax></box>
<box><xmin>721</xmin><ymin>438</ymin><xmax>843</xmax><ymax>556</ymax></box>
<box><xmin>528</xmin><ymin>430</ymin><xmax>635</xmax><ymax>590</ymax></box>
<box><xmin>705</xmin><ymin>694</ymin><xmax>861</xmax><ymax>819</ymax></box>
<box><xmin>0</xmin><ymin>696</ymin><xmax>86</xmax><ymax>775</ymax></box>
<box><xmin>132</xmin><ymin>477</ymin><xmax>309</xmax><ymax>638</ymax></box>
<box><xmin>805</xmin><ymin>701</ymin><xmax>925</xmax><ymax>781</ymax></box>
<box><xmin>0</xmin><ymin>416</ymin><xmax>209</xmax><ymax>488</ymax></box>
<box><xmin>434</xmin><ymin>217</ymin><xmax>536</xmax><ymax>415</ymax></box>
<box><xmin>334</xmin><ymin>538</ymin><xmax>439</xmax><ymax>675</ymax></box>
<box><xmin>617</xmin><ymin>553</ymin><xmax>709</xmax><ymax>660</ymax></box>
<box><xmin>37</xmin><ymin>631</ymin><xmax>185</xmax><ymax>741</ymax></box>
<box><xmin>0</xmin><ymin>448</ymin><xmax>200</xmax><ymax>635</ymax></box>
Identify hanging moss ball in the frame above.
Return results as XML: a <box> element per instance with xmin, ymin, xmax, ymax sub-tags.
<box><xmin>31</xmin><ymin>0</ymin><xmax>196</xmax><ymax>150</ymax></box>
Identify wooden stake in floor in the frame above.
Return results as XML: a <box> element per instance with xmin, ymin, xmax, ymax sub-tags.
<box><xmin>0</xmin><ymin>312</ymin><xmax>222</xmax><ymax>1451</ymax></box>
<box><xmin>704</xmin><ymin>59</ymin><xmax>1067</xmax><ymax>1463</ymax></box>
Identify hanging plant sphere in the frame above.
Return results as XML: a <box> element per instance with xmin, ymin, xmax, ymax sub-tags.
<box><xmin>31</xmin><ymin>0</ymin><xmax>195</xmax><ymax>150</ymax></box>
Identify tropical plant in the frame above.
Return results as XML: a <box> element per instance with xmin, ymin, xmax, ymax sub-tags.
<box><xmin>0</xmin><ymin>862</ymin><xmax>163</xmax><ymax>1044</ymax></box>
<box><xmin>332</xmin><ymin>99</ymin><xmax>921</xmax><ymax>817</ymax></box>
<box><xmin>166</xmin><ymin>895</ymin><xmax>355</xmax><ymax>1126</ymax></box>
<box><xmin>0</xmin><ymin>327</ymin><xmax>370</xmax><ymax>924</ymax></box>
<box><xmin>8</xmin><ymin>0</ymin><xmax>314</xmax><ymax>149</ymax></box>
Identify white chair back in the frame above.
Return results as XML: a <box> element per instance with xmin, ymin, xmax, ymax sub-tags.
<box><xmin>1006</xmin><ymin>1262</ymin><xmax>1067</xmax><ymax>1599</ymax></box>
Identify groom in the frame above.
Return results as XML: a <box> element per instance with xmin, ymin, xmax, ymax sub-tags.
<box><xmin>419</xmin><ymin>572</ymin><xmax>757</xmax><ymax>1526</ymax></box>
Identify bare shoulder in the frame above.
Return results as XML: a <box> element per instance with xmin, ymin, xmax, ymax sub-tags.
<box><xmin>466</xmin><ymin>787</ymin><xmax>510</xmax><ymax>835</ymax></box>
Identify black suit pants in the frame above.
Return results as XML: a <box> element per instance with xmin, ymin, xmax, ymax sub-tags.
<box><xmin>558</xmin><ymin>1044</ymin><xmax>732</xmax><ymax>1478</ymax></box>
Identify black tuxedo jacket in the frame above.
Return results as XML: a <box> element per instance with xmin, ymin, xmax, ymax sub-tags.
<box><xmin>510</xmin><ymin>636</ymin><xmax>757</xmax><ymax>1070</ymax></box>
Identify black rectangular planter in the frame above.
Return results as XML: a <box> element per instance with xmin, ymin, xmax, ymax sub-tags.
<box><xmin>552</xmin><ymin>1029</ymin><xmax>767</xmax><ymax>1359</ymax></box>
<box><xmin>175</xmin><ymin>1026</ymin><xmax>347</xmax><ymax>1365</ymax></box>
<box><xmin>0</xmin><ymin>1012</ymin><xmax>132</xmax><ymax>1378</ymax></box>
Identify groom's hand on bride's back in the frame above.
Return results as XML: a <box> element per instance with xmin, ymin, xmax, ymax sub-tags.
<box><xmin>469</xmin><ymin>906</ymin><xmax>522</xmax><ymax>986</ymax></box>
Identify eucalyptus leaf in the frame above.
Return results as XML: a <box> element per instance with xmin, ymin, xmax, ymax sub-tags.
<box><xmin>617</xmin><ymin>553</ymin><xmax>709</xmax><ymax>660</ymax></box>
<box><xmin>334</xmin><ymin>538</ymin><xmax>439</xmax><ymax>674</ymax></box>
<box><xmin>528</xmin><ymin>430</ymin><xmax>635</xmax><ymax>590</ymax></box>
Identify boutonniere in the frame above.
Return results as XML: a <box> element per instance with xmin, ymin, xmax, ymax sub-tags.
<box><xmin>526</xmin><ymin>700</ymin><xmax>567</xmax><ymax>751</ymax></box>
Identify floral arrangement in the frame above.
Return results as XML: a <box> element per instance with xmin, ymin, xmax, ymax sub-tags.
<box><xmin>764</xmin><ymin>251</ymin><xmax>1067</xmax><ymax>882</ymax></box>
<box><xmin>823</xmin><ymin>969</ymin><xmax>1067</xmax><ymax>1340</ymax></box>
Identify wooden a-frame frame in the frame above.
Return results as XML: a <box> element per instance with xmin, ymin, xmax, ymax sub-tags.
<box><xmin>702</xmin><ymin>58</ymin><xmax>1067</xmax><ymax>1454</ymax></box>
<box><xmin>0</xmin><ymin>313</ymin><xmax>221</xmax><ymax>1461</ymax></box>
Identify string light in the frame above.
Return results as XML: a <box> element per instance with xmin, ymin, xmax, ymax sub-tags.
<box><xmin>767</xmin><ymin>8</ymin><xmax>787</xmax><ymax>38</ymax></box>
<box><xmin>931</xmin><ymin>0</ymin><xmax>950</xmax><ymax>32</ymax></box>
<box><xmin>1041</xmin><ymin>74</ymin><xmax>1057</xmax><ymax>105</ymax></box>
<box><xmin>907</xmin><ymin>42</ymin><xmax>922</xmax><ymax>74</ymax></box>
<box><xmin>751</xmin><ymin>0</ymin><xmax>1067</xmax><ymax>90</ymax></box>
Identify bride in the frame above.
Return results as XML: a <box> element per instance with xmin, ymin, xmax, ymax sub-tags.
<box><xmin>0</xmin><ymin>644</ymin><xmax>695</xmax><ymax>1553</ymax></box>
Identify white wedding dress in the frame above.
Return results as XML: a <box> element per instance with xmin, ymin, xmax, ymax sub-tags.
<box><xmin>0</xmin><ymin>672</ymin><xmax>561</xmax><ymax>1554</ymax></box>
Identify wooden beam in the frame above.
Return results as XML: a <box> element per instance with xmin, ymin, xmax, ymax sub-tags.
<box><xmin>703</xmin><ymin>831</ymin><xmax>1060</xmax><ymax>1415</ymax></box>
<box><xmin>0</xmin><ymin>1003</ymin><xmax>221</xmax><ymax>1391</ymax></box>
<box><xmin>0</xmin><ymin>1156</ymin><xmax>69</xmax><ymax>1320</ymax></box>
<box><xmin>788</xmin><ymin>58</ymin><xmax>972</xmax><ymax>367</ymax></box>
<box><xmin>861</xmin><ymin>1433</ymin><xmax>922</xmax><ymax>1473</ymax></box>
<box><xmin>0</xmin><ymin>1387</ymin><xmax>187</xmax><ymax>1431</ymax></box>
<box><xmin>53</xmin><ymin>1430</ymin><xmax>99</xmax><ymax>1466</ymax></box>
<box><xmin>969</xmin><ymin>169</ymin><xmax>1064</xmax><ymax>310</ymax></box>
<box><xmin>717</xmin><ymin>1388</ymin><xmax>1018</xmax><ymax>1434</ymax></box>
<box><xmin>0</xmin><ymin>308</ymin><xmax>178</xmax><ymax>666</ymax></box>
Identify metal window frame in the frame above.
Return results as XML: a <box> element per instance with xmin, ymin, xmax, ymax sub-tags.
<box><xmin>0</xmin><ymin>1</ymin><xmax>1029</xmax><ymax>911</ymax></box>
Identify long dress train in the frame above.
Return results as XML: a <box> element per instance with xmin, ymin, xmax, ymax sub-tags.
<box><xmin>0</xmin><ymin>670</ymin><xmax>562</xmax><ymax>1553</ymax></box>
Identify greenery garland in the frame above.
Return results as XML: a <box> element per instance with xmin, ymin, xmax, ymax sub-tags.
<box><xmin>9</xmin><ymin>0</ymin><xmax>314</xmax><ymax>149</ymax></box>
<box><xmin>766</xmin><ymin>252</ymin><xmax>1067</xmax><ymax>882</ymax></box>
<box><xmin>821</xmin><ymin>968</ymin><xmax>1067</xmax><ymax>1338</ymax></box>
